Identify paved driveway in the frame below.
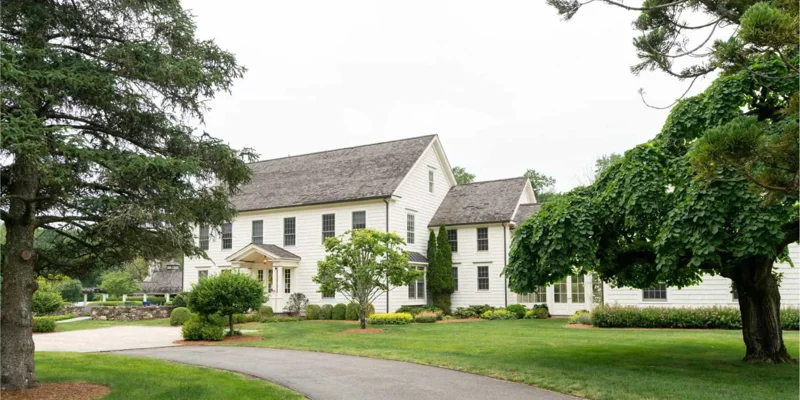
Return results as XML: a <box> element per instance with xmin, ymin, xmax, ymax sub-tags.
<box><xmin>34</xmin><ymin>326</ymin><xmax>181</xmax><ymax>352</ymax></box>
<box><xmin>117</xmin><ymin>346</ymin><xmax>576</xmax><ymax>400</ymax></box>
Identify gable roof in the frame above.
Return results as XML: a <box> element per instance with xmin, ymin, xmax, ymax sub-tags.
<box><xmin>428</xmin><ymin>177</ymin><xmax>529</xmax><ymax>227</ymax></box>
<box><xmin>512</xmin><ymin>203</ymin><xmax>541</xmax><ymax>226</ymax></box>
<box><xmin>232</xmin><ymin>135</ymin><xmax>437</xmax><ymax>211</ymax></box>
<box><xmin>253</xmin><ymin>244</ymin><xmax>301</xmax><ymax>260</ymax></box>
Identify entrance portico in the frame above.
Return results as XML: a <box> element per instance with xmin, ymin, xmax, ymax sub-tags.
<box><xmin>225</xmin><ymin>243</ymin><xmax>301</xmax><ymax>312</ymax></box>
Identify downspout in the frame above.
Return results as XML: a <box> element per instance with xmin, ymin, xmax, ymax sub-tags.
<box><xmin>383</xmin><ymin>197</ymin><xmax>391</xmax><ymax>313</ymax></box>
<box><xmin>502</xmin><ymin>222</ymin><xmax>508</xmax><ymax>307</ymax></box>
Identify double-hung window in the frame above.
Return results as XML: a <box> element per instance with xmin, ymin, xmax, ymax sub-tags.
<box><xmin>447</xmin><ymin>229</ymin><xmax>458</xmax><ymax>252</ymax></box>
<box><xmin>406</xmin><ymin>214</ymin><xmax>415</xmax><ymax>244</ymax></box>
<box><xmin>322</xmin><ymin>214</ymin><xmax>335</xmax><ymax>243</ymax></box>
<box><xmin>477</xmin><ymin>266</ymin><xmax>489</xmax><ymax>290</ymax></box>
<box><xmin>428</xmin><ymin>170</ymin><xmax>435</xmax><ymax>193</ymax></box>
<box><xmin>199</xmin><ymin>226</ymin><xmax>209</xmax><ymax>251</ymax></box>
<box><xmin>477</xmin><ymin>228</ymin><xmax>488</xmax><ymax>251</ymax></box>
<box><xmin>252</xmin><ymin>220</ymin><xmax>263</xmax><ymax>244</ymax></box>
<box><xmin>198</xmin><ymin>270</ymin><xmax>209</xmax><ymax>281</ymax></box>
<box><xmin>283</xmin><ymin>217</ymin><xmax>296</xmax><ymax>246</ymax></box>
<box><xmin>352</xmin><ymin>211</ymin><xmax>366</xmax><ymax>230</ymax></box>
<box><xmin>517</xmin><ymin>286</ymin><xmax>547</xmax><ymax>303</ymax></box>
<box><xmin>257</xmin><ymin>269</ymin><xmax>264</xmax><ymax>283</ymax></box>
<box><xmin>408</xmin><ymin>266</ymin><xmax>425</xmax><ymax>299</ymax></box>
<box><xmin>221</xmin><ymin>223</ymin><xmax>233</xmax><ymax>250</ymax></box>
<box><xmin>452</xmin><ymin>267</ymin><xmax>459</xmax><ymax>291</ymax></box>
<box><xmin>643</xmin><ymin>284</ymin><xmax>667</xmax><ymax>301</ymax></box>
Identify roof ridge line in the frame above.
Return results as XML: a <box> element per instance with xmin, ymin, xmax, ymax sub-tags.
<box><xmin>247</xmin><ymin>134</ymin><xmax>437</xmax><ymax>165</ymax></box>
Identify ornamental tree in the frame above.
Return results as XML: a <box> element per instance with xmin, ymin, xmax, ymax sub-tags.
<box><xmin>99</xmin><ymin>270</ymin><xmax>140</xmax><ymax>298</ymax></box>
<box><xmin>506</xmin><ymin>53</ymin><xmax>798</xmax><ymax>363</ymax></box>
<box><xmin>314</xmin><ymin>229</ymin><xmax>417</xmax><ymax>329</ymax></box>
<box><xmin>0</xmin><ymin>0</ymin><xmax>253</xmax><ymax>389</ymax></box>
<box><xmin>186</xmin><ymin>272</ymin><xmax>264</xmax><ymax>336</ymax></box>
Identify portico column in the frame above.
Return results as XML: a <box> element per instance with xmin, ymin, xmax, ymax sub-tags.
<box><xmin>165</xmin><ymin>293</ymin><xmax>170</xmax><ymax>302</ymax></box>
<box><xmin>277</xmin><ymin>266</ymin><xmax>284</xmax><ymax>298</ymax></box>
<box><xmin>272</xmin><ymin>266</ymin><xmax>279</xmax><ymax>309</ymax></box>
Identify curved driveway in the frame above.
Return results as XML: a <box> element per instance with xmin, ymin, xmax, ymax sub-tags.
<box><xmin>116</xmin><ymin>346</ymin><xmax>576</xmax><ymax>400</ymax></box>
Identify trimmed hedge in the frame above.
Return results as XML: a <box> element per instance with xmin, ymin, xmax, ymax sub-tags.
<box><xmin>505</xmin><ymin>304</ymin><xmax>527</xmax><ymax>319</ymax></box>
<box><xmin>261</xmin><ymin>316</ymin><xmax>301</xmax><ymax>323</ymax></box>
<box><xmin>319</xmin><ymin>304</ymin><xmax>333</xmax><ymax>320</ymax></box>
<box><xmin>170</xmin><ymin>307</ymin><xmax>192</xmax><ymax>326</ymax></box>
<box><xmin>367</xmin><ymin>313</ymin><xmax>413</xmax><ymax>325</ymax></box>
<box><xmin>481</xmin><ymin>309</ymin><xmax>517</xmax><ymax>320</ymax></box>
<box><xmin>306</xmin><ymin>304</ymin><xmax>321</xmax><ymax>320</ymax></box>
<box><xmin>591</xmin><ymin>306</ymin><xmax>800</xmax><ymax>330</ymax></box>
<box><xmin>346</xmin><ymin>302</ymin><xmax>359</xmax><ymax>320</ymax></box>
<box><xmin>32</xmin><ymin>290</ymin><xmax>63</xmax><ymax>315</ymax></box>
<box><xmin>182</xmin><ymin>316</ymin><xmax>224</xmax><ymax>341</ymax></box>
<box><xmin>332</xmin><ymin>303</ymin><xmax>347</xmax><ymax>320</ymax></box>
<box><xmin>33</xmin><ymin>317</ymin><xmax>58</xmax><ymax>332</ymax></box>
<box><xmin>395</xmin><ymin>305</ymin><xmax>441</xmax><ymax>316</ymax></box>
<box><xmin>258</xmin><ymin>306</ymin><xmax>274</xmax><ymax>319</ymax></box>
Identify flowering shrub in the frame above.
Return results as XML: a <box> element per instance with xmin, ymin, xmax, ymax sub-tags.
<box><xmin>568</xmin><ymin>310</ymin><xmax>591</xmax><ymax>325</ymax></box>
<box><xmin>367</xmin><ymin>313</ymin><xmax>413</xmax><ymax>325</ymax></box>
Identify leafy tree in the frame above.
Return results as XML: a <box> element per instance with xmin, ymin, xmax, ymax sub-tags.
<box><xmin>187</xmin><ymin>272</ymin><xmax>264</xmax><ymax>336</ymax></box>
<box><xmin>523</xmin><ymin>169</ymin><xmax>557</xmax><ymax>203</ymax></box>
<box><xmin>506</xmin><ymin>53</ymin><xmax>798</xmax><ymax>363</ymax></box>
<box><xmin>283</xmin><ymin>293</ymin><xmax>309</xmax><ymax>317</ymax></box>
<box><xmin>594</xmin><ymin>153</ymin><xmax>621</xmax><ymax>179</ymax></box>
<box><xmin>433</xmin><ymin>225</ymin><xmax>455</xmax><ymax>313</ymax></box>
<box><xmin>452</xmin><ymin>166</ymin><xmax>476</xmax><ymax>185</ymax></box>
<box><xmin>99</xmin><ymin>270</ymin><xmax>140</xmax><ymax>298</ymax></box>
<box><xmin>314</xmin><ymin>229</ymin><xmax>417</xmax><ymax>329</ymax></box>
<box><xmin>124</xmin><ymin>257</ymin><xmax>150</xmax><ymax>282</ymax></box>
<box><xmin>0</xmin><ymin>0</ymin><xmax>253</xmax><ymax>389</ymax></box>
<box><xmin>56</xmin><ymin>279</ymin><xmax>83</xmax><ymax>303</ymax></box>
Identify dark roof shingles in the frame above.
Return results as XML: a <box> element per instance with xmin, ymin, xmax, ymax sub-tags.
<box><xmin>231</xmin><ymin>135</ymin><xmax>436</xmax><ymax>211</ymax></box>
<box><xmin>140</xmin><ymin>269</ymin><xmax>183</xmax><ymax>294</ymax></box>
<box><xmin>512</xmin><ymin>203</ymin><xmax>541</xmax><ymax>226</ymax></box>
<box><xmin>408</xmin><ymin>251</ymin><xmax>428</xmax><ymax>263</ymax></box>
<box><xmin>254</xmin><ymin>244</ymin><xmax>301</xmax><ymax>260</ymax></box>
<box><xmin>428</xmin><ymin>178</ymin><xmax>528</xmax><ymax>227</ymax></box>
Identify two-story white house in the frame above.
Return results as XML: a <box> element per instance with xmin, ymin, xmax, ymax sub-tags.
<box><xmin>184</xmin><ymin>135</ymin><xmax>799</xmax><ymax>315</ymax></box>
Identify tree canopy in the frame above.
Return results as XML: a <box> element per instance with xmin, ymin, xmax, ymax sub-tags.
<box><xmin>187</xmin><ymin>272</ymin><xmax>264</xmax><ymax>336</ymax></box>
<box><xmin>99</xmin><ymin>270</ymin><xmax>140</xmax><ymax>298</ymax></box>
<box><xmin>523</xmin><ymin>169</ymin><xmax>557</xmax><ymax>203</ymax></box>
<box><xmin>1</xmin><ymin>0</ymin><xmax>253</xmax><ymax>389</ymax></box>
<box><xmin>451</xmin><ymin>166</ymin><xmax>476</xmax><ymax>185</ymax></box>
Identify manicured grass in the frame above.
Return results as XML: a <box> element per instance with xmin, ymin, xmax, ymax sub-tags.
<box><xmin>54</xmin><ymin>318</ymin><xmax>171</xmax><ymax>332</ymax></box>
<box><xmin>35</xmin><ymin>352</ymin><xmax>303</xmax><ymax>400</ymax></box>
<box><xmin>228</xmin><ymin>319</ymin><xmax>799</xmax><ymax>400</ymax></box>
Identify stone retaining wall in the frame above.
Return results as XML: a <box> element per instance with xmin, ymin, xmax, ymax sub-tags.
<box><xmin>90</xmin><ymin>306</ymin><xmax>172</xmax><ymax>321</ymax></box>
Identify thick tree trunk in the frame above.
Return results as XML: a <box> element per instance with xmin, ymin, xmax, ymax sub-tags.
<box><xmin>228</xmin><ymin>314</ymin><xmax>234</xmax><ymax>336</ymax></box>
<box><xmin>1</xmin><ymin>158</ymin><xmax>40</xmax><ymax>390</ymax></box>
<box><xmin>735</xmin><ymin>257</ymin><xmax>794</xmax><ymax>364</ymax></box>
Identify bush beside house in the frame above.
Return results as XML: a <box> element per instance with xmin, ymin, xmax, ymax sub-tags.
<box><xmin>591</xmin><ymin>306</ymin><xmax>800</xmax><ymax>330</ymax></box>
<box><xmin>368</xmin><ymin>313</ymin><xmax>413</xmax><ymax>325</ymax></box>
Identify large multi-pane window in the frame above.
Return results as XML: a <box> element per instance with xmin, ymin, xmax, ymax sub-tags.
<box><xmin>352</xmin><ymin>211</ymin><xmax>366</xmax><ymax>230</ymax></box>
<box><xmin>252</xmin><ymin>220</ymin><xmax>263</xmax><ymax>244</ymax></box>
<box><xmin>408</xmin><ymin>266</ymin><xmax>425</xmax><ymax>299</ymax></box>
<box><xmin>283</xmin><ymin>217</ymin><xmax>296</xmax><ymax>246</ymax></box>
<box><xmin>571</xmin><ymin>275</ymin><xmax>585</xmax><ymax>303</ymax></box>
<box><xmin>406</xmin><ymin>214</ymin><xmax>415</xmax><ymax>244</ymax></box>
<box><xmin>322</xmin><ymin>214</ymin><xmax>335</xmax><ymax>243</ymax></box>
<box><xmin>453</xmin><ymin>267</ymin><xmax>459</xmax><ymax>291</ymax></box>
<box><xmin>477</xmin><ymin>266</ymin><xmax>489</xmax><ymax>290</ymax></box>
<box><xmin>447</xmin><ymin>229</ymin><xmax>458</xmax><ymax>252</ymax></box>
<box><xmin>477</xmin><ymin>228</ymin><xmax>489</xmax><ymax>251</ymax></box>
<box><xmin>517</xmin><ymin>286</ymin><xmax>547</xmax><ymax>303</ymax></box>
<box><xmin>428</xmin><ymin>170</ymin><xmax>435</xmax><ymax>193</ymax></box>
<box><xmin>199</xmin><ymin>226</ymin><xmax>209</xmax><ymax>251</ymax></box>
<box><xmin>554</xmin><ymin>279</ymin><xmax>568</xmax><ymax>303</ymax></box>
<box><xmin>643</xmin><ymin>284</ymin><xmax>667</xmax><ymax>301</ymax></box>
<box><xmin>198</xmin><ymin>270</ymin><xmax>209</xmax><ymax>281</ymax></box>
<box><xmin>284</xmin><ymin>269</ymin><xmax>291</xmax><ymax>293</ymax></box>
<box><xmin>221</xmin><ymin>223</ymin><xmax>233</xmax><ymax>250</ymax></box>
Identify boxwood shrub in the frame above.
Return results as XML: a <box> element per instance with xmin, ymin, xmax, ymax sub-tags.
<box><xmin>332</xmin><ymin>303</ymin><xmax>347</xmax><ymax>320</ymax></box>
<box><xmin>258</xmin><ymin>305</ymin><xmax>274</xmax><ymax>319</ymax></box>
<box><xmin>33</xmin><ymin>317</ymin><xmax>57</xmax><ymax>333</ymax></box>
<box><xmin>346</xmin><ymin>302</ymin><xmax>359</xmax><ymax>320</ymax></box>
<box><xmin>319</xmin><ymin>304</ymin><xmax>333</xmax><ymax>320</ymax></box>
<box><xmin>306</xmin><ymin>304</ymin><xmax>321</xmax><ymax>320</ymax></box>
<box><xmin>182</xmin><ymin>316</ymin><xmax>224</xmax><ymax>341</ymax></box>
<box><xmin>367</xmin><ymin>312</ymin><xmax>413</xmax><ymax>325</ymax></box>
<box><xmin>505</xmin><ymin>304</ymin><xmax>526</xmax><ymax>319</ymax></box>
<box><xmin>591</xmin><ymin>306</ymin><xmax>800</xmax><ymax>330</ymax></box>
<box><xmin>170</xmin><ymin>307</ymin><xmax>192</xmax><ymax>326</ymax></box>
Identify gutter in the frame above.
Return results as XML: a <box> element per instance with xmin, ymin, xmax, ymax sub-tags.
<box><xmin>383</xmin><ymin>197</ymin><xmax>391</xmax><ymax>313</ymax></box>
<box><xmin>502</xmin><ymin>222</ymin><xmax>508</xmax><ymax>307</ymax></box>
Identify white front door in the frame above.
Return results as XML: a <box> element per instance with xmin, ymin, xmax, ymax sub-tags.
<box><xmin>548</xmin><ymin>274</ymin><xmax>592</xmax><ymax>316</ymax></box>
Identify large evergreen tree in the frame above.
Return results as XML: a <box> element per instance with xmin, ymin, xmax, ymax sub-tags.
<box><xmin>1</xmin><ymin>0</ymin><xmax>254</xmax><ymax>390</ymax></box>
<box><xmin>434</xmin><ymin>225</ymin><xmax>455</xmax><ymax>312</ymax></box>
<box><xmin>426</xmin><ymin>229</ymin><xmax>438</xmax><ymax>301</ymax></box>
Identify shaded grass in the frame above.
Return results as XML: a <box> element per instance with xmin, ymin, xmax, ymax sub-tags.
<box><xmin>53</xmin><ymin>318</ymin><xmax>171</xmax><ymax>332</ymax></box>
<box><xmin>227</xmin><ymin>318</ymin><xmax>799</xmax><ymax>400</ymax></box>
<box><xmin>35</xmin><ymin>352</ymin><xmax>303</xmax><ymax>400</ymax></box>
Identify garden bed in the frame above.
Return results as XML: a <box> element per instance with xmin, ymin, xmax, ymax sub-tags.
<box><xmin>3</xmin><ymin>382</ymin><xmax>110</xmax><ymax>400</ymax></box>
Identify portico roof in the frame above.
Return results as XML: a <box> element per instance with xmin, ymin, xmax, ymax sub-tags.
<box><xmin>225</xmin><ymin>243</ymin><xmax>301</xmax><ymax>264</ymax></box>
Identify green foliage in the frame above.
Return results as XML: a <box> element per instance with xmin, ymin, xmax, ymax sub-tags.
<box><xmin>306</xmin><ymin>304</ymin><xmax>321</xmax><ymax>320</ymax></box>
<box><xmin>367</xmin><ymin>313</ymin><xmax>413</xmax><ymax>325</ymax></box>
<box><xmin>524</xmin><ymin>305</ymin><xmax>551</xmax><ymax>319</ymax></box>
<box><xmin>261</xmin><ymin>316</ymin><xmax>301</xmax><ymax>323</ymax></box>
<box><xmin>481</xmin><ymin>309</ymin><xmax>517</xmax><ymax>320</ymax></box>
<box><xmin>32</xmin><ymin>287</ymin><xmax>64</xmax><ymax>315</ymax></box>
<box><xmin>451</xmin><ymin>166</ymin><xmax>476</xmax><ymax>184</ymax></box>
<box><xmin>589</xmin><ymin>306</ymin><xmax>800</xmax><ymax>330</ymax></box>
<box><xmin>170</xmin><ymin>307</ymin><xmax>192</xmax><ymax>326</ymax></box>
<box><xmin>413</xmin><ymin>311</ymin><xmax>443</xmax><ymax>323</ymax></box>
<box><xmin>454</xmin><ymin>304</ymin><xmax>495</xmax><ymax>319</ymax></box>
<box><xmin>258</xmin><ymin>306</ymin><xmax>274</xmax><ymax>319</ymax></box>
<box><xmin>232</xmin><ymin>313</ymin><xmax>247</xmax><ymax>324</ymax></box>
<box><xmin>99</xmin><ymin>271</ymin><xmax>141</xmax><ymax>298</ymax></box>
<box><xmin>283</xmin><ymin>293</ymin><xmax>308</xmax><ymax>317</ymax></box>
<box><xmin>171</xmin><ymin>293</ymin><xmax>189</xmax><ymax>308</ymax></box>
<box><xmin>395</xmin><ymin>305</ymin><xmax>442</xmax><ymax>316</ymax></box>
<box><xmin>426</xmin><ymin>230</ymin><xmax>438</xmax><ymax>295</ymax></box>
<box><xmin>331</xmin><ymin>303</ymin><xmax>347</xmax><ymax>320</ymax></box>
<box><xmin>186</xmin><ymin>272</ymin><xmax>264</xmax><ymax>335</ymax></box>
<box><xmin>43</xmin><ymin>313</ymin><xmax>75</xmax><ymax>322</ymax></box>
<box><xmin>56</xmin><ymin>280</ymin><xmax>83</xmax><ymax>303</ymax></box>
<box><xmin>319</xmin><ymin>304</ymin><xmax>333</xmax><ymax>320</ymax></box>
<box><xmin>182</xmin><ymin>316</ymin><xmax>225</xmax><ymax>341</ymax></box>
<box><xmin>123</xmin><ymin>257</ymin><xmax>150</xmax><ymax>282</ymax></box>
<box><xmin>505</xmin><ymin>304</ymin><xmax>527</xmax><ymax>319</ymax></box>
<box><xmin>524</xmin><ymin>169</ymin><xmax>557</xmax><ymax>203</ymax></box>
<box><xmin>345</xmin><ymin>302</ymin><xmax>359</xmax><ymax>321</ymax></box>
<box><xmin>594</xmin><ymin>153</ymin><xmax>621</xmax><ymax>180</ymax></box>
<box><xmin>32</xmin><ymin>317</ymin><xmax>57</xmax><ymax>333</ymax></box>
<box><xmin>568</xmin><ymin>310</ymin><xmax>592</xmax><ymax>325</ymax></box>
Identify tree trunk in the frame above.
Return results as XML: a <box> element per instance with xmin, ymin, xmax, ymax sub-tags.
<box><xmin>1</xmin><ymin>157</ymin><xmax>40</xmax><ymax>391</ymax></box>
<box><xmin>228</xmin><ymin>314</ymin><xmax>234</xmax><ymax>336</ymax></box>
<box><xmin>359</xmin><ymin>303</ymin><xmax>367</xmax><ymax>330</ymax></box>
<box><xmin>735</xmin><ymin>257</ymin><xmax>795</xmax><ymax>364</ymax></box>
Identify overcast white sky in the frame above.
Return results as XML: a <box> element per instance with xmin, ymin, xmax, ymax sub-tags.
<box><xmin>183</xmin><ymin>0</ymin><xmax>712</xmax><ymax>192</ymax></box>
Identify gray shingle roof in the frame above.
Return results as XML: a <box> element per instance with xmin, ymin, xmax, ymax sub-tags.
<box><xmin>254</xmin><ymin>244</ymin><xmax>301</xmax><ymax>260</ymax></box>
<box><xmin>428</xmin><ymin>177</ymin><xmax>528</xmax><ymax>227</ymax></box>
<box><xmin>512</xmin><ymin>203</ymin><xmax>541</xmax><ymax>226</ymax></box>
<box><xmin>232</xmin><ymin>135</ymin><xmax>437</xmax><ymax>211</ymax></box>
<box><xmin>408</xmin><ymin>251</ymin><xmax>428</xmax><ymax>264</ymax></box>
<box><xmin>140</xmin><ymin>269</ymin><xmax>183</xmax><ymax>294</ymax></box>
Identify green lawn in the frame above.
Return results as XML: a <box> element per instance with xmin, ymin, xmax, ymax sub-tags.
<box><xmin>35</xmin><ymin>352</ymin><xmax>303</xmax><ymax>399</ymax></box>
<box><xmin>54</xmin><ymin>318</ymin><xmax>171</xmax><ymax>332</ymax></box>
<box><xmin>228</xmin><ymin>319</ymin><xmax>799</xmax><ymax>400</ymax></box>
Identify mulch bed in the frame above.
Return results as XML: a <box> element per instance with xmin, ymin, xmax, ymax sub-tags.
<box><xmin>174</xmin><ymin>336</ymin><xmax>263</xmax><ymax>346</ymax></box>
<box><xmin>564</xmin><ymin>324</ymin><xmax>594</xmax><ymax>329</ymax></box>
<box><xmin>3</xmin><ymin>383</ymin><xmax>110</xmax><ymax>400</ymax></box>
<box><xmin>436</xmin><ymin>318</ymin><xmax>486</xmax><ymax>324</ymax></box>
<box><xmin>340</xmin><ymin>328</ymin><xmax>385</xmax><ymax>334</ymax></box>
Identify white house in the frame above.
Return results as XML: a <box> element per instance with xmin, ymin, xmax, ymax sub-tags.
<box><xmin>184</xmin><ymin>135</ymin><xmax>799</xmax><ymax>315</ymax></box>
